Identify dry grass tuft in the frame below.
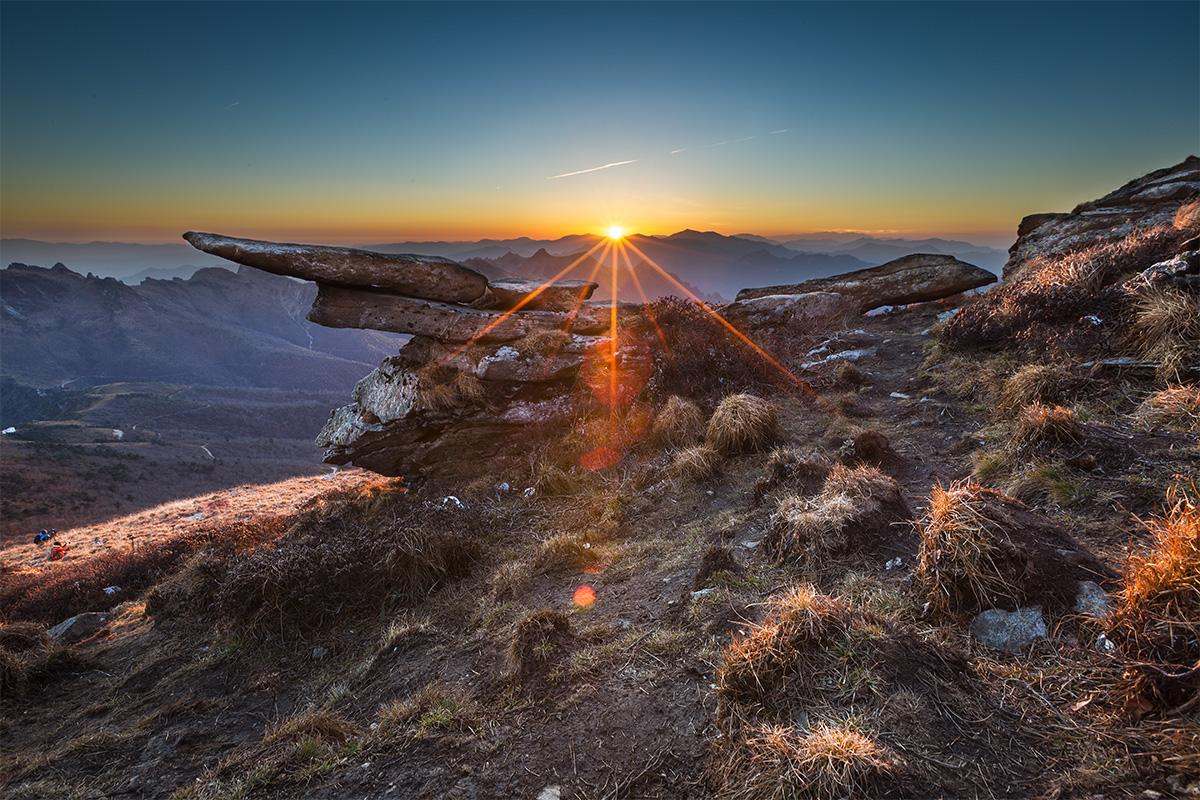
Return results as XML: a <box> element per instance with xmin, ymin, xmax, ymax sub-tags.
<box><xmin>727</xmin><ymin>721</ymin><xmax>896</xmax><ymax>800</ymax></box>
<box><xmin>1133</xmin><ymin>384</ymin><xmax>1200</xmax><ymax>433</ymax></box>
<box><xmin>265</xmin><ymin>708</ymin><xmax>357</xmax><ymax>745</ymax></box>
<box><xmin>671</xmin><ymin>445</ymin><xmax>722</xmax><ymax>482</ymax></box>
<box><xmin>1010</xmin><ymin>402</ymin><xmax>1084</xmax><ymax>453</ymax></box>
<box><xmin>1175</xmin><ymin>198</ymin><xmax>1200</xmax><ymax>230</ymax></box>
<box><xmin>706</xmin><ymin>394</ymin><xmax>778</xmax><ymax>454</ymax></box>
<box><xmin>534</xmin><ymin>464</ymin><xmax>594</xmax><ymax>496</ymax></box>
<box><xmin>833</xmin><ymin>361</ymin><xmax>868</xmax><ymax>388</ymax></box>
<box><xmin>1109</xmin><ymin>485</ymin><xmax>1200</xmax><ymax>709</ymax></box>
<box><xmin>509</xmin><ymin>609</ymin><xmax>572</xmax><ymax>679</ymax></box>
<box><xmin>694</xmin><ymin>545</ymin><xmax>741</xmax><ymax>589</ymax></box>
<box><xmin>535</xmin><ymin>531</ymin><xmax>601</xmax><ymax>573</ymax></box>
<box><xmin>915</xmin><ymin>481</ymin><xmax>1101</xmax><ymax>616</ymax></box>
<box><xmin>1130</xmin><ymin>288</ymin><xmax>1200</xmax><ymax>381</ymax></box>
<box><xmin>767</xmin><ymin>465</ymin><xmax>907</xmax><ymax>565</ymax></box>
<box><xmin>652</xmin><ymin>395</ymin><xmax>706</xmax><ymax>448</ymax></box>
<box><xmin>997</xmin><ymin>364</ymin><xmax>1082</xmax><ymax>417</ymax></box>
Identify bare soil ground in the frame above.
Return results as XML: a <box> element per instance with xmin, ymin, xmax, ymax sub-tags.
<box><xmin>1</xmin><ymin>302</ymin><xmax>1196</xmax><ymax>799</ymax></box>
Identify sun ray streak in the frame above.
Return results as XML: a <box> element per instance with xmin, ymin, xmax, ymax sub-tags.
<box><xmin>609</xmin><ymin>241</ymin><xmax>619</xmax><ymax>417</ymax></box>
<box><xmin>560</xmin><ymin>246</ymin><xmax>609</xmax><ymax>340</ymax></box>
<box><xmin>623</xmin><ymin>240</ymin><xmax>816</xmax><ymax>397</ymax></box>
<box><xmin>618</xmin><ymin>243</ymin><xmax>670</xmax><ymax>352</ymax></box>
<box><xmin>446</xmin><ymin>238</ymin><xmax>608</xmax><ymax>362</ymax></box>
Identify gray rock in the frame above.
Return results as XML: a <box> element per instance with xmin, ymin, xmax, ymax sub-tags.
<box><xmin>49</xmin><ymin>612</ymin><xmax>110</xmax><ymax>643</ymax></box>
<box><xmin>311</xmin><ymin>646</ymin><xmax>329</xmax><ymax>660</ymax></box>
<box><xmin>736</xmin><ymin>253</ymin><xmax>996</xmax><ymax>311</ymax></box>
<box><xmin>969</xmin><ymin>607</ymin><xmax>1047</xmax><ymax>652</ymax></box>
<box><xmin>1074</xmin><ymin>580</ymin><xmax>1111</xmax><ymax>617</ymax></box>
<box><xmin>183</xmin><ymin>231</ymin><xmax>489</xmax><ymax>303</ymax></box>
<box><xmin>537</xmin><ymin>786</ymin><xmax>562</xmax><ymax>800</ymax></box>
<box><xmin>721</xmin><ymin>291</ymin><xmax>855</xmax><ymax>331</ymax></box>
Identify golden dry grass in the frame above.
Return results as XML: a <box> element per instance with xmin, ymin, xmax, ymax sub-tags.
<box><xmin>1175</xmin><ymin>198</ymin><xmax>1200</xmax><ymax>230</ymax></box>
<box><xmin>997</xmin><ymin>364</ymin><xmax>1078</xmax><ymax>417</ymax></box>
<box><xmin>264</xmin><ymin>708</ymin><xmax>357</xmax><ymax>745</ymax></box>
<box><xmin>1133</xmin><ymin>385</ymin><xmax>1200</xmax><ymax>433</ymax></box>
<box><xmin>726</xmin><ymin>721</ymin><xmax>895</xmax><ymax>800</ymax></box>
<box><xmin>706</xmin><ymin>393</ymin><xmax>778</xmax><ymax>454</ymax></box>
<box><xmin>671</xmin><ymin>445</ymin><xmax>722</xmax><ymax>481</ymax></box>
<box><xmin>1109</xmin><ymin>485</ymin><xmax>1199</xmax><ymax>708</ymax></box>
<box><xmin>1010</xmin><ymin>402</ymin><xmax>1083</xmax><ymax>453</ymax></box>
<box><xmin>376</xmin><ymin>680</ymin><xmax>479</xmax><ymax>738</ymax></box>
<box><xmin>1130</xmin><ymin>288</ymin><xmax>1200</xmax><ymax>381</ymax></box>
<box><xmin>652</xmin><ymin>395</ymin><xmax>706</xmax><ymax>448</ymax></box>
<box><xmin>915</xmin><ymin>482</ymin><xmax>1025</xmax><ymax>617</ymax></box>
<box><xmin>768</xmin><ymin>464</ymin><xmax>902</xmax><ymax>564</ymax></box>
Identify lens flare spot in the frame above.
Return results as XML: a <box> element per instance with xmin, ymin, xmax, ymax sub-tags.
<box><xmin>579</xmin><ymin>446</ymin><xmax>621</xmax><ymax>471</ymax></box>
<box><xmin>573</xmin><ymin>585</ymin><xmax>596</xmax><ymax>608</ymax></box>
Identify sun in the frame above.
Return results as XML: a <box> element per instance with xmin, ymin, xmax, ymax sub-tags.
<box><xmin>606</xmin><ymin>225</ymin><xmax>625</xmax><ymax>240</ymax></box>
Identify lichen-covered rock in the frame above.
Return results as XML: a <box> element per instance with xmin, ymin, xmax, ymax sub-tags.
<box><xmin>735</xmin><ymin>253</ymin><xmax>996</xmax><ymax>311</ymax></box>
<box><xmin>969</xmin><ymin>606</ymin><xmax>1048</xmax><ymax>652</ymax></box>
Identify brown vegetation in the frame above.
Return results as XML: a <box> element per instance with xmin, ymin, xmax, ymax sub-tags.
<box><xmin>1109</xmin><ymin>485</ymin><xmax>1200</xmax><ymax>710</ymax></box>
<box><xmin>651</xmin><ymin>395</ymin><xmax>706</xmax><ymax>447</ymax></box>
<box><xmin>915</xmin><ymin>481</ymin><xmax>1104</xmax><ymax>616</ymax></box>
<box><xmin>0</xmin><ymin>620</ymin><xmax>90</xmax><ymax>699</ymax></box>
<box><xmin>670</xmin><ymin>444</ymin><xmax>722</xmax><ymax>481</ymax></box>
<box><xmin>1010</xmin><ymin>402</ymin><xmax>1084</xmax><ymax>454</ymax></box>
<box><xmin>706</xmin><ymin>393</ymin><xmax>778</xmax><ymax>454</ymax></box>
<box><xmin>1130</xmin><ymin>287</ymin><xmax>1200</xmax><ymax>381</ymax></box>
<box><xmin>509</xmin><ymin>608</ymin><xmax>571</xmax><ymax>679</ymax></box>
<box><xmin>1134</xmin><ymin>384</ymin><xmax>1200</xmax><ymax>432</ymax></box>
<box><xmin>767</xmin><ymin>464</ymin><xmax>907</xmax><ymax>565</ymax></box>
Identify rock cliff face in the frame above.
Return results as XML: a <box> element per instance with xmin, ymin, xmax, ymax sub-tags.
<box><xmin>1004</xmin><ymin>155</ymin><xmax>1200</xmax><ymax>279</ymax></box>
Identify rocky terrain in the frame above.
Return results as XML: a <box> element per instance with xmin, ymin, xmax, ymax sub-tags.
<box><xmin>0</xmin><ymin>157</ymin><xmax>1197</xmax><ymax>799</ymax></box>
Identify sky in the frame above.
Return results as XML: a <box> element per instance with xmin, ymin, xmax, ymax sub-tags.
<box><xmin>1</xmin><ymin>1</ymin><xmax>1197</xmax><ymax>246</ymax></box>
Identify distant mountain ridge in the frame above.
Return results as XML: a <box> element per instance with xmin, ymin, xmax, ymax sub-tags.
<box><xmin>0</xmin><ymin>262</ymin><xmax>403</xmax><ymax>390</ymax></box>
<box><xmin>1</xmin><ymin>230</ymin><xmax>1005</xmax><ymax>300</ymax></box>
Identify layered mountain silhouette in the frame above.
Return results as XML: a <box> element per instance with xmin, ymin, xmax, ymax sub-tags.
<box><xmin>0</xmin><ymin>262</ymin><xmax>403</xmax><ymax>390</ymax></box>
<box><xmin>2</xmin><ymin>231</ymin><xmax>1004</xmax><ymax>300</ymax></box>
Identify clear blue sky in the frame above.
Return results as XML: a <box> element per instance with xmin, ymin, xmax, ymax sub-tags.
<box><xmin>1</xmin><ymin>1</ymin><xmax>1197</xmax><ymax>244</ymax></box>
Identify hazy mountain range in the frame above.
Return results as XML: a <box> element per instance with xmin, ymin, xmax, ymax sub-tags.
<box><xmin>0</xmin><ymin>262</ymin><xmax>403</xmax><ymax>390</ymax></box>
<box><xmin>0</xmin><ymin>231</ymin><xmax>1006</xmax><ymax>300</ymax></box>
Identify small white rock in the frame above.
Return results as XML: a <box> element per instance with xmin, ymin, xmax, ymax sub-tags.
<box><xmin>537</xmin><ymin>787</ymin><xmax>562</xmax><ymax>800</ymax></box>
<box><xmin>884</xmin><ymin>557</ymin><xmax>903</xmax><ymax>570</ymax></box>
<box><xmin>889</xmin><ymin>391</ymin><xmax>911</xmax><ymax>400</ymax></box>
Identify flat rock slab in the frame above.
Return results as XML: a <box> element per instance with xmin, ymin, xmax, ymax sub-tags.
<box><xmin>183</xmin><ymin>231</ymin><xmax>489</xmax><ymax>304</ymax></box>
<box><xmin>309</xmin><ymin>283</ymin><xmax>547</xmax><ymax>342</ymax></box>
<box><xmin>735</xmin><ymin>253</ymin><xmax>996</xmax><ymax>312</ymax></box>
<box><xmin>49</xmin><ymin>611</ymin><xmax>110</xmax><ymax>643</ymax></box>
<box><xmin>478</xmin><ymin>279</ymin><xmax>598</xmax><ymax>312</ymax></box>
<box><xmin>970</xmin><ymin>607</ymin><xmax>1047</xmax><ymax>652</ymax></box>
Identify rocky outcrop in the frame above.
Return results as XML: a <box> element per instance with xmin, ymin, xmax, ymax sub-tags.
<box><xmin>185</xmin><ymin>232</ymin><xmax>644</xmax><ymax>476</ymax></box>
<box><xmin>1004</xmin><ymin>155</ymin><xmax>1200</xmax><ymax>279</ymax></box>
<box><xmin>734</xmin><ymin>253</ymin><xmax>996</xmax><ymax>311</ymax></box>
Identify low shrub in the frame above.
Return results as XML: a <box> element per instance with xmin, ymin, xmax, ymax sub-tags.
<box><xmin>671</xmin><ymin>445</ymin><xmax>722</xmax><ymax>482</ymax></box>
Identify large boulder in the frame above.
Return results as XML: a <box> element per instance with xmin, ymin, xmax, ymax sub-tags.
<box><xmin>734</xmin><ymin>253</ymin><xmax>996</xmax><ymax>311</ymax></box>
<box><xmin>183</xmin><ymin>231</ymin><xmax>489</xmax><ymax>303</ymax></box>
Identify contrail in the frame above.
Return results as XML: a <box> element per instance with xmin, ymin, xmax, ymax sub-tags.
<box><xmin>547</xmin><ymin>159</ymin><xmax>637</xmax><ymax>179</ymax></box>
<box><xmin>769</xmin><ymin>128</ymin><xmax>789</xmax><ymax>135</ymax></box>
<box><xmin>223</xmin><ymin>101</ymin><xmax>240</xmax><ymax>110</ymax></box>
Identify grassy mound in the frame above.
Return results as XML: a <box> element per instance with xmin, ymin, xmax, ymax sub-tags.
<box><xmin>767</xmin><ymin>465</ymin><xmax>908</xmax><ymax>565</ymax></box>
<box><xmin>1010</xmin><ymin>403</ymin><xmax>1084</xmax><ymax>454</ymax></box>
<box><xmin>915</xmin><ymin>481</ymin><xmax>1105</xmax><ymax>616</ymax></box>
<box><xmin>706</xmin><ymin>393</ymin><xmax>778</xmax><ymax>454</ymax></box>
<box><xmin>0</xmin><ymin>620</ymin><xmax>91</xmax><ymax>699</ymax></box>
<box><xmin>216</xmin><ymin>486</ymin><xmax>476</xmax><ymax>631</ymax></box>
